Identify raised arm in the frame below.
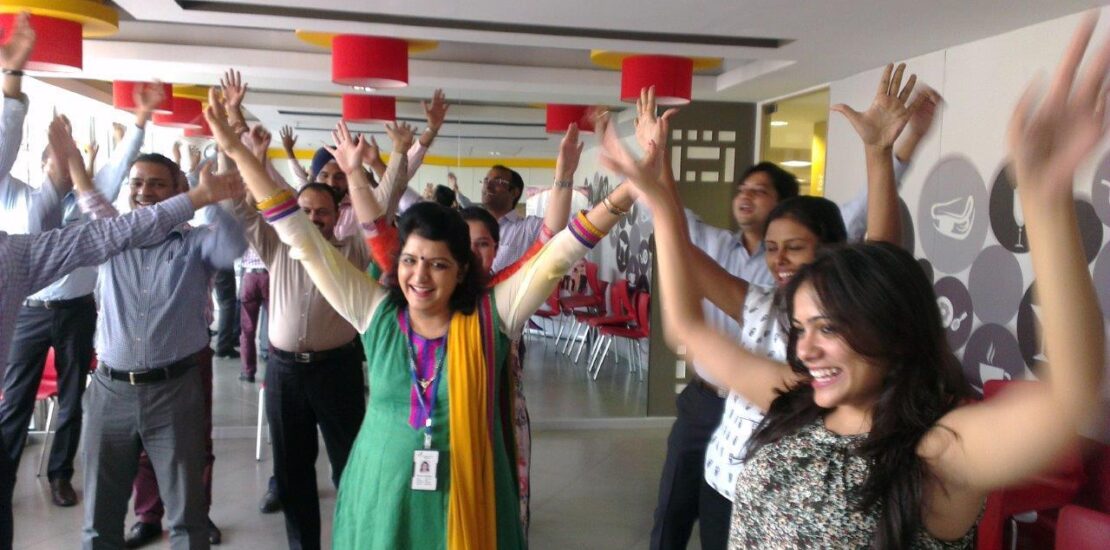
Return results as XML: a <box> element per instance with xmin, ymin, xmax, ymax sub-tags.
<box><xmin>328</xmin><ymin>120</ymin><xmax>408</xmax><ymax>230</ymax></box>
<box><xmin>280</xmin><ymin>125</ymin><xmax>311</xmax><ymax>186</ymax></box>
<box><xmin>600</xmin><ymin>114</ymin><xmax>796</xmax><ymax>411</ymax></box>
<box><xmin>0</xmin><ymin>14</ymin><xmax>32</xmax><ymax>177</ymax></box>
<box><xmin>921</xmin><ymin>13</ymin><xmax>1108</xmax><ymax>500</ymax></box>
<box><xmin>832</xmin><ymin>63</ymin><xmax>920</xmax><ymax>246</ymax></box>
<box><xmin>203</xmin><ymin>86</ymin><xmax>386</xmax><ymax>331</ymax></box>
<box><xmin>543</xmin><ymin>123</ymin><xmax>581</xmax><ymax>237</ymax></box>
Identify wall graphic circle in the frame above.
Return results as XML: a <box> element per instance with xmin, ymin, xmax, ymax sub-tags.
<box><xmin>1092</xmin><ymin>149</ymin><xmax>1110</xmax><ymax>227</ymax></box>
<box><xmin>934</xmin><ymin>277</ymin><xmax>974</xmax><ymax>351</ymax></box>
<box><xmin>961</xmin><ymin>323</ymin><xmax>1025</xmax><ymax>395</ymax></box>
<box><xmin>917</xmin><ymin>156</ymin><xmax>989</xmax><ymax>274</ymax></box>
<box><xmin>1094</xmin><ymin>242</ymin><xmax>1110</xmax><ymax>321</ymax></box>
<box><xmin>967</xmin><ymin>245</ymin><xmax>1023</xmax><ymax>325</ymax></box>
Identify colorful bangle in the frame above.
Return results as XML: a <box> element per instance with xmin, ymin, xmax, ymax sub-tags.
<box><xmin>255</xmin><ymin>189</ymin><xmax>294</xmax><ymax>211</ymax></box>
<box><xmin>568</xmin><ymin>210</ymin><xmax>603</xmax><ymax>249</ymax></box>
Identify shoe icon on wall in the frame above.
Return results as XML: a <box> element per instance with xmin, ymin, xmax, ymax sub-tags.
<box><xmin>931</xmin><ymin>196</ymin><xmax>975</xmax><ymax>240</ymax></box>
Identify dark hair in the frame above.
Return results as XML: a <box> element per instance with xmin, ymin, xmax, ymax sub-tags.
<box><xmin>764</xmin><ymin>196</ymin><xmax>848</xmax><ymax>245</ymax></box>
<box><xmin>739</xmin><ymin>161</ymin><xmax>799</xmax><ymax>202</ymax></box>
<box><xmin>459</xmin><ymin>206</ymin><xmax>500</xmax><ymax>244</ymax></box>
<box><xmin>383</xmin><ymin>202</ymin><xmax>487</xmax><ymax>314</ymax></box>
<box><xmin>491</xmin><ymin>164</ymin><xmax>525</xmax><ymax>208</ymax></box>
<box><xmin>745</xmin><ymin>243</ymin><xmax>971</xmax><ymax>549</ymax></box>
<box><xmin>296</xmin><ymin>183</ymin><xmax>341</xmax><ymax>210</ymax></box>
<box><xmin>134</xmin><ymin>153</ymin><xmax>180</xmax><ymax>181</ymax></box>
<box><xmin>433</xmin><ymin>184</ymin><xmax>457</xmax><ymax>208</ymax></box>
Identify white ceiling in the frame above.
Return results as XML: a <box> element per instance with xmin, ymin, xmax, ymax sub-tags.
<box><xmin>66</xmin><ymin>0</ymin><xmax>1108</xmax><ymax>157</ymax></box>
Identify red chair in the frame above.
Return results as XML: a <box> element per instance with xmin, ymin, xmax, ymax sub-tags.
<box><xmin>558</xmin><ymin>262</ymin><xmax>607</xmax><ymax>357</ymax></box>
<box><xmin>976</xmin><ymin>380</ymin><xmax>1087</xmax><ymax>550</ymax></box>
<box><xmin>1055</xmin><ymin>505</ymin><xmax>1110</xmax><ymax>550</ymax></box>
<box><xmin>590</xmin><ymin>291</ymin><xmax>650</xmax><ymax>380</ymax></box>
<box><xmin>32</xmin><ymin>348</ymin><xmax>60</xmax><ymax>478</ymax></box>
<box><xmin>529</xmin><ymin>287</ymin><xmax>563</xmax><ymax>347</ymax></box>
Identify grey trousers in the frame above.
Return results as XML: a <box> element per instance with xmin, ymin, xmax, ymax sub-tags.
<box><xmin>81</xmin><ymin>364</ymin><xmax>208</xmax><ymax>550</ymax></box>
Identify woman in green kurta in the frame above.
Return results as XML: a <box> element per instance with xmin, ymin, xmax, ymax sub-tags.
<box><xmin>204</xmin><ymin>95</ymin><xmax>639</xmax><ymax>549</ymax></box>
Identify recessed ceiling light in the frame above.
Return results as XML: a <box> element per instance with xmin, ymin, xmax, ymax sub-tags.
<box><xmin>781</xmin><ymin>160</ymin><xmax>811</xmax><ymax>168</ymax></box>
<box><xmin>352</xmin><ymin>86</ymin><xmax>377</xmax><ymax>93</ymax></box>
<box><xmin>489</xmin><ymin>151</ymin><xmax>502</xmax><ymax>156</ymax></box>
<box><xmin>770</xmin><ymin>120</ymin><xmax>788</xmax><ymax>127</ymax></box>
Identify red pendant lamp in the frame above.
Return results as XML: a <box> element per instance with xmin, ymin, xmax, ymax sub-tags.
<box><xmin>545</xmin><ymin>105</ymin><xmax>595</xmax><ymax>134</ymax></box>
<box><xmin>153</xmin><ymin>97</ymin><xmax>203</xmax><ymax>129</ymax></box>
<box><xmin>112</xmin><ymin>81</ymin><xmax>173</xmax><ymax>114</ymax></box>
<box><xmin>0</xmin><ymin>14</ymin><xmax>81</xmax><ymax>72</ymax></box>
<box><xmin>184</xmin><ymin>116</ymin><xmax>213</xmax><ymax>138</ymax></box>
<box><xmin>342</xmin><ymin>94</ymin><xmax>396</xmax><ymax>124</ymax></box>
<box><xmin>620</xmin><ymin>55</ymin><xmax>694</xmax><ymax>106</ymax></box>
<box><xmin>332</xmin><ymin>35</ymin><xmax>408</xmax><ymax>88</ymax></box>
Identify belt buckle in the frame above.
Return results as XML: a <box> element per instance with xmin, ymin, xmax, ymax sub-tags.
<box><xmin>295</xmin><ymin>352</ymin><xmax>312</xmax><ymax>363</ymax></box>
<box><xmin>129</xmin><ymin>372</ymin><xmax>138</xmax><ymax>385</ymax></box>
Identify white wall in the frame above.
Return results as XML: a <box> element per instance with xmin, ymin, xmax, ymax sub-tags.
<box><xmin>821</xmin><ymin>9</ymin><xmax>1110</xmax><ymax>418</ymax></box>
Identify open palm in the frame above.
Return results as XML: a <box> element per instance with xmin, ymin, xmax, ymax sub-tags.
<box><xmin>833</xmin><ymin>63</ymin><xmax>921</xmax><ymax>148</ymax></box>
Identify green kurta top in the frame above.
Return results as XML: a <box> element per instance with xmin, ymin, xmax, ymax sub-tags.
<box><xmin>333</xmin><ymin>296</ymin><xmax>525</xmax><ymax>549</ymax></box>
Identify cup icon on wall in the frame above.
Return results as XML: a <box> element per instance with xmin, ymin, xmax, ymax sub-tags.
<box><xmin>978</xmin><ymin>343</ymin><xmax>1011</xmax><ymax>385</ymax></box>
<box><xmin>930</xmin><ymin>196</ymin><xmax>975</xmax><ymax>240</ymax></box>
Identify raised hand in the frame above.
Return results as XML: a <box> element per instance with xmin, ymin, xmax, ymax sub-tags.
<box><xmin>203</xmin><ymin>87</ymin><xmax>244</xmax><ymax>153</ymax></box>
<box><xmin>247</xmin><ymin>125</ymin><xmax>272</xmax><ymax>162</ymax></box>
<box><xmin>385</xmin><ymin>121</ymin><xmax>416</xmax><ymax>153</ymax></box>
<box><xmin>361</xmin><ymin>135</ymin><xmax>382</xmax><ymax>166</ymax></box>
<box><xmin>832</xmin><ymin>63</ymin><xmax>922</xmax><ymax>149</ymax></box>
<box><xmin>598</xmin><ymin>113</ymin><xmax>667</xmax><ymax>202</ymax></box>
<box><xmin>135</xmin><ymin>81</ymin><xmax>166</xmax><ymax>116</ymax></box>
<box><xmin>423</xmin><ymin>182</ymin><xmax>434</xmax><ymax>199</ymax></box>
<box><xmin>46</xmin><ymin>115</ymin><xmax>79</xmax><ymax>188</ymax></box>
<box><xmin>1008</xmin><ymin>13</ymin><xmax>1110</xmax><ymax>199</ymax></box>
<box><xmin>447</xmin><ymin>171</ymin><xmax>458</xmax><ymax>192</ymax></box>
<box><xmin>171</xmin><ymin>142</ymin><xmax>183</xmax><ymax>166</ymax></box>
<box><xmin>325</xmin><ymin>120</ymin><xmax>370</xmax><ymax>175</ymax></box>
<box><xmin>422</xmin><ymin>89</ymin><xmax>449</xmax><ymax>132</ymax></box>
<box><xmin>555</xmin><ymin>123</ymin><xmax>584</xmax><ymax>182</ymax></box>
<box><xmin>280</xmin><ymin>125</ymin><xmax>297</xmax><ymax>153</ymax></box>
<box><xmin>219</xmin><ymin>69</ymin><xmax>248</xmax><ymax>112</ymax></box>
<box><xmin>85</xmin><ymin>141</ymin><xmax>99</xmax><ymax>177</ymax></box>
<box><xmin>634</xmin><ymin>86</ymin><xmax>679</xmax><ymax>151</ymax></box>
<box><xmin>193</xmin><ymin>164</ymin><xmax>246</xmax><ymax>206</ymax></box>
<box><xmin>0</xmin><ymin>12</ymin><xmax>35</xmax><ymax>71</ymax></box>
<box><xmin>112</xmin><ymin>122</ymin><xmax>125</xmax><ymax>146</ymax></box>
<box><xmin>906</xmin><ymin>86</ymin><xmax>942</xmax><ymax>140</ymax></box>
<box><xmin>189</xmin><ymin>146</ymin><xmax>202</xmax><ymax>171</ymax></box>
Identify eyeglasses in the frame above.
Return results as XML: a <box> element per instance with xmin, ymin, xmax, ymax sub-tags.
<box><xmin>482</xmin><ymin>177</ymin><xmax>512</xmax><ymax>189</ymax></box>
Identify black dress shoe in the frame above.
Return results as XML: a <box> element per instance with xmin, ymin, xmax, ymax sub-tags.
<box><xmin>259</xmin><ymin>488</ymin><xmax>281</xmax><ymax>513</ymax></box>
<box><xmin>238</xmin><ymin>373</ymin><xmax>255</xmax><ymax>383</ymax></box>
<box><xmin>123</xmin><ymin>521</ymin><xmax>161</xmax><ymax>548</ymax></box>
<box><xmin>49</xmin><ymin>478</ymin><xmax>77</xmax><ymax>507</ymax></box>
<box><xmin>215</xmin><ymin>348</ymin><xmax>240</xmax><ymax>359</ymax></box>
<box><xmin>208</xmin><ymin>518</ymin><xmax>222</xmax><ymax>545</ymax></box>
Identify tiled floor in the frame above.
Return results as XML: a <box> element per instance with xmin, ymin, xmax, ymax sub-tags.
<box><xmin>11</xmin><ymin>333</ymin><xmax>675</xmax><ymax>548</ymax></box>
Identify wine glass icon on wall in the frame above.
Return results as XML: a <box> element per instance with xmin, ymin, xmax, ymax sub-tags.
<box><xmin>1013</xmin><ymin>192</ymin><xmax>1025</xmax><ymax>250</ymax></box>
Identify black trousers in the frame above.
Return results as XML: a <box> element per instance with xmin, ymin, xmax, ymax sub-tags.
<box><xmin>213</xmin><ymin>269</ymin><xmax>240</xmax><ymax>353</ymax></box>
<box><xmin>698</xmin><ymin>479</ymin><xmax>733</xmax><ymax>549</ymax></box>
<box><xmin>649</xmin><ymin>382</ymin><xmax>726</xmax><ymax>550</ymax></box>
<box><xmin>0</xmin><ymin>298</ymin><xmax>96</xmax><ymax>482</ymax></box>
<box><xmin>265</xmin><ymin>347</ymin><xmax>366</xmax><ymax>550</ymax></box>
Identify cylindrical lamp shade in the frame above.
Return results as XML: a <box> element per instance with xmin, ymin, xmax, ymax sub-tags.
<box><xmin>0</xmin><ymin>14</ymin><xmax>82</xmax><ymax>72</ymax></box>
<box><xmin>184</xmin><ymin>116</ymin><xmax>212</xmax><ymax>138</ymax></box>
<box><xmin>112</xmin><ymin>81</ymin><xmax>173</xmax><ymax>113</ymax></box>
<box><xmin>152</xmin><ymin>97</ymin><xmax>204</xmax><ymax>129</ymax></box>
<box><xmin>332</xmin><ymin>35</ymin><xmax>408</xmax><ymax>88</ymax></box>
<box><xmin>342</xmin><ymin>94</ymin><xmax>396</xmax><ymax>124</ymax></box>
<box><xmin>545</xmin><ymin>104</ymin><xmax>595</xmax><ymax>134</ymax></box>
<box><xmin>620</xmin><ymin>55</ymin><xmax>693</xmax><ymax>105</ymax></box>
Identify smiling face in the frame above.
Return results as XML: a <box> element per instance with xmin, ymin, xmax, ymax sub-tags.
<box><xmin>732</xmin><ymin>171</ymin><xmax>779</xmax><ymax>232</ymax></box>
<box><xmin>466</xmin><ymin>219</ymin><xmax>498</xmax><ymax>273</ymax></box>
<box><xmin>397</xmin><ymin>234</ymin><xmax>463</xmax><ymax>320</ymax></box>
<box><xmin>129</xmin><ymin>161</ymin><xmax>181</xmax><ymax>209</ymax></box>
<box><xmin>791</xmin><ymin>283</ymin><xmax>886</xmax><ymax>418</ymax></box>
<box><xmin>481</xmin><ymin>167</ymin><xmax>518</xmax><ymax>215</ymax></box>
<box><xmin>765</xmin><ymin>216</ymin><xmax>821</xmax><ymax>287</ymax></box>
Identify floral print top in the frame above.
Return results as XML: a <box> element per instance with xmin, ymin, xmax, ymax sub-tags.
<box><xmin>729</xmin><ymin>420</ymin><xmax>976</xmax><ymax>549</ymax></box>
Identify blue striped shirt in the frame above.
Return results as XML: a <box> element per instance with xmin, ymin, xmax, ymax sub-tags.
<box><xmin>0</xmin><ymin>194</ymin><xmax>195</xmax><ymax>380</ymax></box>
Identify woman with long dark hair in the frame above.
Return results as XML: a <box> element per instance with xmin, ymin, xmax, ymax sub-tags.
<box><xmin>600</xmin><ymin>13</ymin><xmax>1108</xmax><ymax>548</ymax></box>
<box><xmin>203</xmin><ymin>93</ymin><xmax>635</xmax><ymax>548</ymax></box>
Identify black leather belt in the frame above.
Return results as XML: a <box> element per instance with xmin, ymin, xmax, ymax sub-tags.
<box><xmin>243</xmin><ymin>268</ymin><xmax>268</xmax><ymax>274</ymax></box>
<box><xmin>98</xmin><ymin>355</ymin><xmax>196</xmax><ymax>385</ymax></box>
<box><xmin>23</xmin><ymin>294</ymin><xmax>94</xmax><ymax>309</ymax></box>
<box><xmin>270</xmin><ymin>341</ymin><xmax>359</xmax><ymax>364</ymax></box>
<box><xmin>693</xmin><ymin>376</ymin><xmax>728</xmax><ymax>399</ymax></box>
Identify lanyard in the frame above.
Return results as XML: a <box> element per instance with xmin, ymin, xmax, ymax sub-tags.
<box><xmin>404</xmin><ymin>309</ymin><xmax>447</xmax><ymax>450</ymax></box>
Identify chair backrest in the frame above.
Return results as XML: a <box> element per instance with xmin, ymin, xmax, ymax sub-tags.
<box><xmin>1056</xmin><ymin>505</ymin><xmax>1110</xmax><ymax>549</ymax></box>
<box><xmin>634</xmin><ymin>292</ymin><xmax>651</xmax><ymax>334</ymax></box>
<box><xmin>609</xmin><ymin>279</ymin><xmax>632</xmax><ymax>318</ymax></box>
<box><xmin>42</xmin><ymin>348</ymin><xmax>58</xmax><ymax>384</ymax></box>
<box><xmin>584</xmin><ymin>261</ymin><xmax>604</xmax><ymax>296</ymax></box>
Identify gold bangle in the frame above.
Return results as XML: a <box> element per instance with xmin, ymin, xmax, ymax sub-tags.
<box><xmin>603</xmin><ymin>196</ymin><xmax>629</xmax><ymax>217</ymax></box>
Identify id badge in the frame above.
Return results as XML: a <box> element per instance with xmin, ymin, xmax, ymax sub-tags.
<box><xmin>412</xmin><ymin>449</ymin><xmax>439</xmax><ymax>491</ymax></box>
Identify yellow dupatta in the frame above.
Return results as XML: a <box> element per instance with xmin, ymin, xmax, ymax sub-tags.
<box><xmin>445</xmin><ymin>297</ymin><xmax>498</xmax><ymax>549</ymax></box>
